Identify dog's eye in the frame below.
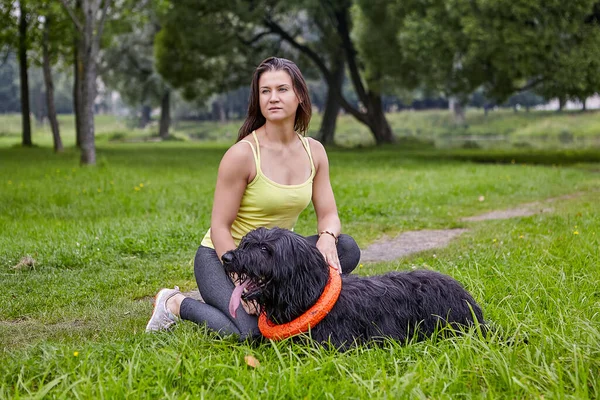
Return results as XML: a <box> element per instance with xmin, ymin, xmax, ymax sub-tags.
<box><xmin>260</xmin><ymin>246</ymin><xmax>268</xmax><ymax>252</ymax></box>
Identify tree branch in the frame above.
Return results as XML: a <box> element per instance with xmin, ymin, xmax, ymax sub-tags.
<box><xmin>235</xmin><ymin>30</ymin><xmax>274</xmax><ymax>46</ymax></box>
<box><xmin>60</xmin><ymin>0</ymin><xmax>83</xmax><ymax>32</ymax></box>
<box><xmin>337</xmin><ymin>93</ymin><xmax>369</xmax><ymax>124</ymax></box>
<box><xmin>263</xmin><ymin>16</ymin><xmax>332</xmax><ymax>81</ymax></box>
<box><xmin>515</xmin><ymin>77</ymin><xmax>544</xmax><ymax>93</ymax></box>
<box><xmin>96</xmin><ymin>0</ymin><xmax>111</xmax><ymax>42</ymax></box>
<box><xmin>334</xmin><ymin>7</ymin><xmax>369</xmax><ymax>106</ymax></box>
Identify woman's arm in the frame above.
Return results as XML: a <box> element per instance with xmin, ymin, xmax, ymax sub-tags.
<box><xmin>309</xmin><ymin>138</ymin><xmax>342</xmax><ymax>272</ymax></box>
<box><xmin>210</xmin><ymin>143</ymin><xmax>254</xmax><ymax>260</ymax></box>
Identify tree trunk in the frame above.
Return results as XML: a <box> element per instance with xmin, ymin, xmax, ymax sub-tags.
<box><xmin>318</xmin><ymin>56</ymin><xmax>344</xmax><ymax>145</ymax></box>
<box><xmin>79</xmin><ymin>4</ymin><xmax>97</xmax><ymax>165</ymax></box>
<box><xmin>80</xmin><ymin>53</ymin><xmax>96</xmax><ymax>165</ymax></box>
<box><xmin>212</xmin><ymin>96</ymin><xmax>226</xmax><ymax>122</ymax></box>
<box><xmin>335</xmin><ymin>9</ymin><xmax>394</xmax><ymax>144</ymax></box>
<box><xmin>365</xmin><ymin>91</ymin><xmax>394</xmax><ymax>144</ymax></box>
<box><xmin>219</xmin><ymin>97</ymin><xmax>226</xmax><ymax>122</ymax></box>
<box><xmin>73</xmin><ymin>39</ymin><xmax>81</xmax><ymax>147</ymax></box>
<box><xmin>139</xmin><ymin>104</ymin><xmax>151</xmax><ymax>128</ymax></box>
<box><xmin>73</xmin><ymin>0</ymin><xmax>84</xmax><ymax>148</ymax></box>
<box><xmin>558</xmin><ymin>97</ymin><xmax>566</xmax><ymax>112</ymax></box>
<box><xmin>18</xmin><ymin>0</ymin><xmax>32</xmax><ymax>147</ymax></box>
<box><xmin>35</xmin><ymin>88</ymin><xmax>45</xmax><ymax>126</ymax></box>
<box><xmin>449</xmin><ymin>96</ymin><xmax>466</xmax><ymax>124</ymax></box>
<box><xmin>582</xmin><ymin>98</ymin><xmax>587</xmax><ymax>111</ymax></box>
<box><xmin>159</xmin><ymin>89</ymin><xmax>170</xmax><ymax>139</ymax></box>
<box><xmin>42</xmin><ymin>16</ymin><xmax>63</xmax><ymax>153</ymax></box>
<box><xmin>334</xmin><ymin>90</ymin><xmax>394</xmax><ymax>144</ymax></box>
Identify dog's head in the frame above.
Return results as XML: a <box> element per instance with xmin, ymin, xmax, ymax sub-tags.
<box><xmin>222</xmin><ymin>227</ymin><xmax>330</xmax><ymax>323</ymax></box>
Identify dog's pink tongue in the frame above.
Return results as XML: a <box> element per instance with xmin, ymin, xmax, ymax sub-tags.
<box><xmin>229</xmin><ymin>280</ymin><xmax>249</xmax><ymax>318</ymax></box>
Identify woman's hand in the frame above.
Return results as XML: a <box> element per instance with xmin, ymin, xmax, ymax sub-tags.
<box><xmin>316</xmin><ymin>234</ymin><xmax>341</xmax><ymax>273</ymax></box>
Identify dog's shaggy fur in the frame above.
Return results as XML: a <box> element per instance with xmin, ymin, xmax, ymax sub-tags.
<box><xmin>223</xmin><ymin>227</ymin><xmax>485</xmax><ymax>348</ymax></box>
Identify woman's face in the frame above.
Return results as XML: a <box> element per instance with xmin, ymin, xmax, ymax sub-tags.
<box><xmin>258</xmin><ymin>70</ymin><xmax>301</xmax><ymax>124</ymax></box>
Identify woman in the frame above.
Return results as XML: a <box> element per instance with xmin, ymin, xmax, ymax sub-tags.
<box><xmin>146</xmin><ymin>57</ymin><xmax>360</xmax><ymax>339</ymax></box>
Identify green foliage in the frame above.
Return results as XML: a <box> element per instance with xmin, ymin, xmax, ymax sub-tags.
<box><xmin>33</xmin><ymin>0</ymin><xmax>73</xmax><ymax>67</ymax></box>
<box><xmin>100</xmin><ymin>1</ymin><xmax>172</xmax><ymax>114</ymax></box>
<box><xmin>0</xmin><ymin>0</ymin><xmax>73</xmax><ymax>67</ymax></box>
<box><xmin>535</xmin><ymin>21</ymin><xmax>600</xmax><ymax>103</ymax></box>
<box><xmin>154</xmin><ymin>0</ymin><xmax>269</xmax><ymax>101</ymax></box>
<box><xmin>354</xmin><ymin>0</ymin><xmax>600</xmax><ymax>103</ymax></box>
<box><xmin>0</xmin><ymin>0</ymin><xmax>17</xmax><ymax>49</ymax></box>
<box><xmin>102</xmin><ymin>19</ymin><xmax>164</xmax><ymax>108</ymax></box>
<box><xmin>0</xmin><ymin>139</ymin><xmax>599</xmax><ymax>397</ymax></box>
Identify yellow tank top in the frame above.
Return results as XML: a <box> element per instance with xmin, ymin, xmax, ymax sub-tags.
<box><xmin>201</xmin><ymin>131</ymin><xmax>316</xmax><ymax>249</ymax></box>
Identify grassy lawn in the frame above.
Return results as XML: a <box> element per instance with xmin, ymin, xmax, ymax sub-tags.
<box><xmin>0</xmin><ymin>114</ymin><xmax>599</xmax><ymax>398</ymax></box>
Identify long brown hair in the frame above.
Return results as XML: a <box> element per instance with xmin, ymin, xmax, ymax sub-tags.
<box><xmin>237</xmin><ymin>57</ymin><xmax>312</xmax><ymax>142</ymax></box>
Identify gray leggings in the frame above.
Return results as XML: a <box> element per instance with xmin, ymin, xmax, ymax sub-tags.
<box><xmin>179</xmin><ymin>234</ymin><xmax>361</xmax><ymax>340</ymax></box>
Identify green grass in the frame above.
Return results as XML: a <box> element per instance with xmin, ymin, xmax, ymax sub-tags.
<box><xmin>384</xmin><ymin>109</ymin><xmax>600</xmax><ymax>150</ymax></box>
<box><xmin>1</xmin><ymin>117</ymin><xmax>599</xmax><ymax>398</ymax></box>
<box><xmin>321</xmin><ymin>108</ymin><xmax>600</xmax><ymax>148</ymax></box>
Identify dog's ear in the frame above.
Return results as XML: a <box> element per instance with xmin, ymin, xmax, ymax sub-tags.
<box><xmin>273</xmin><ymin>231</ymin><xmax>329</xmax><ymax>274</ymax></box>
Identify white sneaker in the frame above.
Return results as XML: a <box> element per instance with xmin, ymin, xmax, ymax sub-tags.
<box><xmin>145</xmin><ymin>286</ymin><xmax>181</xmax><ymax>332</ymax></box>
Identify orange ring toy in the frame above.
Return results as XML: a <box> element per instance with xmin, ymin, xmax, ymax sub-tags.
<box><xmin>258</xmin><ymin>265</ymin><xmax>342</xmax><ymax>340</ymax></box>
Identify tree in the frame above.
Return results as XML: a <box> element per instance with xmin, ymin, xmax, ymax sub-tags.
<box><xmin>60</xmin><ymin>0</ymin><xmax>111</xmax><ymax>165</ymax></box>
<box><xmin>2</xmin><ymin>0</ymin><xmax>74</xmax><ymax>151</ymax></box>
<box><xmin>18</xmin><ymin>0</ymin><xmax>33</xmax><ymax>145</ymax></box>
<box><xmin>535</xmin><ymin>13</ymin><xmax>600</xmax><ymax>110</ymax></box>
<box><xmin>1</xmin><ymin>0</ymin><xmax>34</xmax><ymax>146</ymax></box>
<box><xmin>71</xmin><ymin>0</ymin><xmax>82</xmax><ymax>148</ymax></box>
<box><xmin>355</xmin><ymin>0</ymin><xmax>600</xmax><ymax>122</ymax></box>
<box><xmin>33</xmin><ymin>0</ymin><xmax>72</xmax><ymax>152</ymax></box>
<box><xmin>154</xmin><ymin>1</ymin><xmax>259</xmax><ymax>100</ymax></box>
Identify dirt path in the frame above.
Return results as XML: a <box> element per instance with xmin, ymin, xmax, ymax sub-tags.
<box><xmin>359</xmin><ymin>229</ymin><xmax>468</xmax><ymax>263</ymax></box>
<box><xmin>460</xmin><ymin>192</ymin><xmax>581</xmax><ymax>222</ymax></box>
<box><xmin>359</xmin><ymin>192</ymin><xmax>582</xmax><ymax>264</ymax></box>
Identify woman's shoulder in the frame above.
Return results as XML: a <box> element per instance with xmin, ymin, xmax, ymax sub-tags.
<box><xmin>227</xmin><ymin>139</ymin><xmax>255</xmax><ymax>157</ymax></box>
<box><xmin>304</xmin><ymin>137</ymin><xmax>327</xmax><ymax>163</ymax></box>
<box><xmin>219</xmin><ymin>140</ymin><xmax>255</xmax><ymax>172</ymax></box>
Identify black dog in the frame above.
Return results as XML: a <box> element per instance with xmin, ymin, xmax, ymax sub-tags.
<box><xmin>222</xmin><ymin>227</ymin><xmax>485</xmax><ymax>348</ymax></box>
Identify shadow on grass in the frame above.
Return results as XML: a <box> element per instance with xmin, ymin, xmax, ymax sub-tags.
<box><xmin>330</xmin><ymin>141</ymin><xmax>600</xmax><ymax>166</ymax></box>
<box><xmin>414</xmin><ymin>148</ymin><xmax>600</xmax><ymax>166</ymax></box>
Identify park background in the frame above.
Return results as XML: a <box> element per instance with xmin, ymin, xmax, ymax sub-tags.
<box><xmin>1</xmin><ymin>0</ymin><xmax>599</xmax><ymax>398</ymax></box>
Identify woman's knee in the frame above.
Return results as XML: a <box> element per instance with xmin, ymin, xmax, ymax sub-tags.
<box><xmin>194</xmin><ymin>246</ymin><xmax>220</xmax><ymax>276</ymax></box>
<box><xmin>194</xmin><ymin>245</ymin><xmax>214</xmax><ymax>265</ymax></box>
<box><xmin>337</xmin><ymin>234</ymin><xmax>361</xmax><ymax>273</ymax></box>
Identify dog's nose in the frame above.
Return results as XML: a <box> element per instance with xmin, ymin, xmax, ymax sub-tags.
<box><xmin>221</xmin><ymin>252</ymin><xmax>233</xmax><ymax>264</ymax></box>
